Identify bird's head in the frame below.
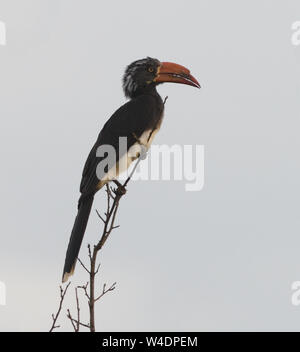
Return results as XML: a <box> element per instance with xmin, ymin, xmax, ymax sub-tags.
<box><xmin>123</xmin><ymin>57</ymin><xmax>200</xmax><ymax>98</ymax></box>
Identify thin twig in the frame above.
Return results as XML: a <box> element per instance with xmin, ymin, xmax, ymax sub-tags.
<box><xmin>78</xmin><ymin>257</ymin><xmax>90</xmax><ymax>274</ymax></box>
<box><xmin>67</xmin><ymin>309</ymin><xmax>77</xmax><ymax>331</ymax></box>
<box><xmin>75</xmin><ymin>287</ymin><xmax>80</xmax><ymax>331</ymax></box>
<box><xmin>68</xmin><ymin>317</ymin><xmax>90</xmax><ymax>329</ymax></box>
<box><xmin>66</xmin><ymin>287</ymin><xmax>82</xmax><ymax>332</ymax></box>
<box><xmin>49</xmin><ymin>282</ymin><xmax>71</xmax><ymax>332</ymax></box>
<box><xmin>78</xmin><ymin>282</ymin><xmax>90</xmax><ymax>301</ymax></box>
<box><xmin>95</xmin><ymin>209</ymin><xmax>106</xmax><ymax>223</ymax></box>
<box><xmin>94</xmin><ymin>282</ymin><xmax>116</xmax><ymax>302</ymax></box>
<box><xmin>95</xmin><ymin>263</ymin><xmax>101</xmax><ymax>275</ymax></box>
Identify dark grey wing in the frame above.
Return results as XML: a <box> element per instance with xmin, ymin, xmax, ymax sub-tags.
<box><xmin>79</xmin><ymin>95</ymin><xmax>158</xmax><ymax>201</ymax></box>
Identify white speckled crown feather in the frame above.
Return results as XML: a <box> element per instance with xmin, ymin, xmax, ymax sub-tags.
<box><xmin>122</xmin><ymin>57</ymin><xmax>160</xmax><ymax>98</ymax></box>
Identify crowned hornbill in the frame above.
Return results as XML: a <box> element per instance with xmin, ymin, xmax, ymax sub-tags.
<box><xmin>62</xmin><ymin>57</ymin><xmax>200</xmax><ymax>282</ymax></box>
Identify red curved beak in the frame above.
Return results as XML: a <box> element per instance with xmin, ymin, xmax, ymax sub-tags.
<box><xmin>154</xmin><ymin>61</ymin><xmax>201</xmax><ymax>89</ymax></box>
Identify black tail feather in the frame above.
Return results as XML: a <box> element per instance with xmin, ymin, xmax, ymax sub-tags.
<box><xmin>62</xmin><ymin>195</ymin><xmax>94</xmax><ymax>282</ymax></box>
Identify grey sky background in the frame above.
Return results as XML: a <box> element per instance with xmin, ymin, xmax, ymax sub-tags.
<box><xmin>0</xmin><ymin>0</ymin><xmax>300</xmax><ymax>331</ymax></box>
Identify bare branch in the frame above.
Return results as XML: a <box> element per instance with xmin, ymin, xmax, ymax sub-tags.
<box><xmin>67</xmin><ymin>309</ymin><xmax>77</xmax><ymax>331</ymax></box>
<box><xmin>66</xmin><ymin>287</ymin><xmax>82</xmax><ymax>332</ymax></box>
<box><xmin>49</xmin><ymin>282</ymin><xmax>71</xmax><ymax>332</ymax></box>
<box><xmin>77</xmin><ymin>257</ymin><xmax>90</xmax><ymax>274</ymax></box>
<box><xmin>124</xmin><ymin>157</ymin><xmax>143</xmax><ymax>188</ymax></box>
<box><xmin>78</xmin><ymin>282</ymin><xmax>90</xmax><ymax>301</ymax></box>
<box><xmin>95</xmin><ymin>209</ymin><xmax>106</xmax><ymax>223</ymax></box>
<box><xmin>75</xmin><ymin>287</ymin><xmax>80</xmax><ymax>331</ymax></box>
<box><xmin>94</xmin><ymin>282</ymin><xmax>117</xmax><ymax>302</ymax></box>
<box><xmin>68</xmin><ymin>317</ymin><xmax>90</xmax><ymax>329</ymax></box>
<box><xmin>95</xmin><ymin>263</ymin><xmax>101</xmax><ymax>275</ymax></box>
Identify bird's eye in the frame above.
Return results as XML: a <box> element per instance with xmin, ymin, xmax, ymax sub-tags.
<box><xmin>148</xmin><ymin>67</ymin><xmax>154</xmax><ymax>73</ymax></box>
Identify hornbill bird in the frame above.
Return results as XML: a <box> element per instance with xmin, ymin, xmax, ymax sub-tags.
<box><xmin>62</xmin><ymin>57</ymin><xmax>200</xmax><ymax>282</ymax></box>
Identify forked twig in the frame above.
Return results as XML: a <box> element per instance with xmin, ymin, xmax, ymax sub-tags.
<box><xmin>49</xmin><ymin>282</ymin><xmax>71</xmax><ymax>332</ymax></box>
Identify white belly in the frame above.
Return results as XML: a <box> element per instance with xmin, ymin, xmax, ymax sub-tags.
<box><xmin>97</xmin><ymin>127</ymin><xmax>160</xmax><ymax>188</ymax></box>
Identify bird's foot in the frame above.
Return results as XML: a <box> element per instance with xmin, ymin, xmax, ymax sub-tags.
<box><xmin>113</xmin><ymin>180</ymin><xmax>127</xmax><ymax>195</ymax></box>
